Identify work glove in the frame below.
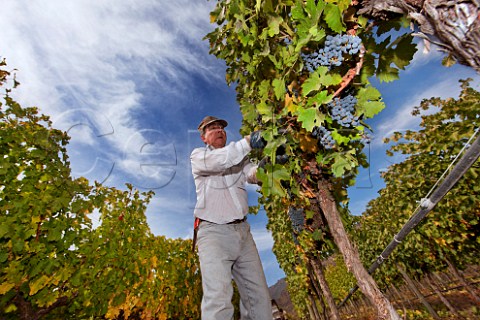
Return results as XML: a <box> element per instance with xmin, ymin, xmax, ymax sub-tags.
<box><xmin>250</xmin><ymin>131</ymin><xmax>267</xmax><ymax>149</ymax></box>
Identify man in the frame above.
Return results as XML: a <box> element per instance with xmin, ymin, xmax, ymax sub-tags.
<box><xmin>190</xmin><ymin>116</ymin><xmax>272</xmax><ymax>320</ymax></box>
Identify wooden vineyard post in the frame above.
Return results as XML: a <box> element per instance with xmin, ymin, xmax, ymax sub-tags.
<box><xmin>309</xmin><ymin>258</ymin><xmax>341</xmax><ymax>320</ymax></box>
<box><xmin>397</xmin><ymin>264</ymin><xmax>440</xmax><ymax>320</ymax></box>
<box><xmin>307</xmin><ymin>268</ymin><xmax>326</xmax><ymax>320</ymax></box>
<box><xmin>307</xmin><ymin>293</ymin><xmax>321</xmax><ymax>320</ymax></box>
<box><xmin>425</xmin><ymin>274</ymin><xmax>462</xmax><ymax>318</ymax></box>
<box><xmin>446</xmin><ymin>259</ymin><xmax>480</xmax><ymax>305</ymax></box>
<box><xmin>307</xmin><ymin>265</ymin><xmax>328</xmax><ymax>320</ymax></box>
<box><xmin>388</xmin><ymin>285</ymin><xmax>406</xmax><ymax>312</ymax></box>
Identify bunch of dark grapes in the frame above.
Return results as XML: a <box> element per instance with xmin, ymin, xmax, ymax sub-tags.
<box><xmin>327</xmin><ymin>34</ymin><xmax>363</xmax><ymax>55</ymax></box>
<box><xmin>301</xmin><ymin>34</ymin><xmax>362</xmax><ymax>71</ymax></box>
<box><xmin>288</xmin><ymin>207</ymin><xmax>305</xmax><ymax>233</ymax></box>
<box><xmin>329</xmin><ymin>95</ymin><xmax>360</xmax><ymax>127</ymax></box>
<box><xmin>312</xmin><ymin>126</ymin><xmax>335</xmax><ymax>149</ymax></box>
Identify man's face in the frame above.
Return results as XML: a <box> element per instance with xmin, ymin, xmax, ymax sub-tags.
<box><xmin>201</xmin><ymin>122</ymin><xmax>227</xmax><ymax>148</ymax></box>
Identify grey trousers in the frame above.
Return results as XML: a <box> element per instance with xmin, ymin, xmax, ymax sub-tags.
<box><xmin>196</xmin><ymin>220</ymin><xmax>272</xmax><ymax>320</ymax></box>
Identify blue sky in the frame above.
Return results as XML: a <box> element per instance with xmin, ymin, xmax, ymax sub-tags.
<box><xmin>1</xmin><ymin>0</ymin><xmax>478</xmax><ymax>286</ymax></box>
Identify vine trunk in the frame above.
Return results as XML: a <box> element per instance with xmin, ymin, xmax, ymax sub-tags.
<box><xmin>316</xmin><ymin>180</ymin><xmax>401</xmax><ymax>320</ymax></box>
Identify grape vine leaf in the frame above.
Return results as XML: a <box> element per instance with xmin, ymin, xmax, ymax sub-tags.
<box><xmin>258</xmin><ymin>165</ymin><xmax>290</xmax><ymax>197</ymax></box>
<box><xmin>273</xmin><ymin>78</ymin><xmax>285</xmax><ymax>100</ymax></box>
<box><xmin>331</xmin><ymin>129</ymin><xmax>350</xmax><ymax>145</ymax></box>
<box><xmin>324</xmin><ymin>4</ymin><xmax>344</xmax><ymax>33</ymax></box>
<box><xmin>302</xmin><ymin>67</ymin><xmax>342</xmax><ymax>96</ymax></box>
<box><xmin>267</xmin><ymin>15</ymin><xmax>283</xmax><ymax>37</ymax></box>
<box><xmin>308</xmin><ymin>90</ymin><xmax>331</xmax><ymax>106</ymax></box>
<box><xmin>257</xmin><ymin>101</ymin><xmax>273</xmax><ymax>116</ymax></box>
<box><xmin>356</xmin><ymin>86</ymin><xmax>385</xmax><ymax>118</ymax></box>
<box><xmin>332</xmin><ymin>153</ymin><xmax>352</xmax><ymax>177</ymax></box>
<box><xmin>297</xmin><ymin>106</ymin><xmax>324</xmax><ymax>131</ymax></box>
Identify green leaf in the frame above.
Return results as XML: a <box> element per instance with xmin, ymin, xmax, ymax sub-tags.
<box><xmin>391</xmin><ymin>34</ymin><xmax>417</xmax><ymax>70</ymax></box>
<box><xmin>377</xmin><ymin>68</ymin><xmax>400</xmax><ymax>82</ymax></box>
<box><xmin>297</xmin><ymin>106</ymin><xmax>324</xmax><ymax>131</ymax></box>
<box><xmin>331</xmin><ymin>152</ymin><xmax>355</xmax><ymax>177</ymax></box>
<box><xmin>324</xmin><ymin>4</ymin><xmax>344</xmax><ymax>33</ymax></box>
<box><xmin>357</xmin><ymin>86</ymin><xmax>385</xmax><ymax>118</ymax></box>
<box><xmin>305</xmin><ymin>0</ymin><xmax>317</xmax><ymax>16</ymax></box>
<box><xmin>308</xmin><ymin>90</ymin><xmax>332</xmax><ymax>106</ymax></box>
<box><xmin>302</xmin><ymin>71</ymin><xmax>322</xmax><ymax>96</ymax></box>
<box><xmin>319</xmin><ymin>70</ymin><xmax>342</xmax><ymax>87</ymax></box>
<box><xmin>0</xmin><ymin>224</ymin><xmax>10</xmax><ymax>238</ymax></box>
<box><xmin>257</xmin><ymin>101</ymin><xmax>273</xmax><ymax>116</ymax></box>
<box><xmin>305</xmin><ymin>210</ymin><xmax>315</xmax><ymax>219</ymax></box>
<box><xmin>258</xmin><ymin>80</ymin><xmax>270</xmax><ymax>98</ymax></box>
<box><xmin>272</xmin><ymin>78</ymin><xmax>285</xmax><ymax>100</ymax></box>
<box><xmin>0</xmin><ymin>251</ymin><xmax>8</xmax><ymax>263</ymax></box>
<box><xmin>12</xmin><ymin>239</ymin><xmax>24</xmax><ymax>254</ymax></box>
<box><xmin>267</xmin><ymin>15</ymin><xmax>283</xmax><ymax>37</ymax></box>
<box><xmin>331</xmin><ymin>129</ymin><xmax>350</xmax><ymax>145</ymax></box>
<box><xmin>291</xmin><ymin>2</ymin><xmax>305</xmax><ymax>20</ymax></box>
<box><xmin>362</xmin><ymin>101</ymin><xmax>385</xmax><ymax>118</ymax></box>
<box><xmin>258</xmin><ymin>166</ymin><xmax>290</xmax><ymax>197</ymax></box>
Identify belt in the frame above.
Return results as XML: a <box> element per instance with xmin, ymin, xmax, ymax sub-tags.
<box><xmin>192</xmin><ymin>217</ymin><xmax>247</xmax><ymax>252</ymax></box>
<box><xmin>226</xmin><ymin>217</ymin><xmax>246</xmax><ymax>224</ymax></box>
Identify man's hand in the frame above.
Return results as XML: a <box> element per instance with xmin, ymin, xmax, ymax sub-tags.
<box><xmin>250</xmin><ymin>131</ymin><xmax>267</xmax><ymax>149</ymax></box>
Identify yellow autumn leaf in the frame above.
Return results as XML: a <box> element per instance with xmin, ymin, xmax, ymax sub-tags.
<box><xmin>151</xmin><ymin>255</ymin><xmax>158</xmax><ymax>268</ymax></box>
<box><xmin>29</xmin><ymin>275</ymin><xmax>50</xmax><ymax>295</ymax></box>
<box><xmin>0</xmin><ymin>282</ymin><xmax>15</xmax><ymax>295</ymax></box>
<box><xmin>158</xmin><ymin>313</ymin><xmax>168</xmax><ymax>320</ymax></box>
<box><xmin>434</xmin><ymin>238</ymin><xmax>447</xmax><ymax>246</ymax></box>
<box><xmin>285</xmin><ymin>93</ymin><xmax>297</xmax><ymax>113</ymax></box>
<box><xmin>105</xmin><ymin>305</ymin><xmax>121</xmax><ymax>319</ymax></box>
<box><xmin>285</xmin><ymin>81</ymin><xmax>302</xmax><ymax>112</ymax></box>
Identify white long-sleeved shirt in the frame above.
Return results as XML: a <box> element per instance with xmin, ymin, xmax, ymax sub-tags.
<box><xmin>190</xmin><ymin>138</ymin><xmax>258</xmax><ymax>224</ymax></box>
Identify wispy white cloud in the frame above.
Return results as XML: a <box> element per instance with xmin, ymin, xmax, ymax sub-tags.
<box><xmin>367</xmin><ymin>36</ymin><xmax>479</xmax><ymax>148</ymax></box>
<box><xmin>373</xmin><ymin>74</ymin><xmax>477</xmax><ymax>147</ymax></box>
<box><xmin>0</xmin><ymin>0</ymin><xmax>223</xmax><ymax>187</ymax></box>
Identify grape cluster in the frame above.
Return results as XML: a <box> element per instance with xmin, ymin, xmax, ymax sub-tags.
<box><xmin>329</xmin><ymin>95</ymin><xmax>360</xmax><ymax>127</ymax></box>
<box><xmin>288</xmin><ymin>207</ymin><xmax>305</xmax><ymax>232</ymax></box>
<box><xmin>301</xmin><ymin>34</ymin><xmax>362</xmax><ymax>71</ymax></box>
<box><xmin>312</xmin><ymin>126</ymin><xmax>335</xmax><ymax>149</ymax></box>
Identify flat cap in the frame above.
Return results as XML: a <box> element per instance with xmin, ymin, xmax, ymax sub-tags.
<box><xmin>197</xmin><ymin>116</ymin><xmax>228</xmax><ymax>133</ymax></box>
